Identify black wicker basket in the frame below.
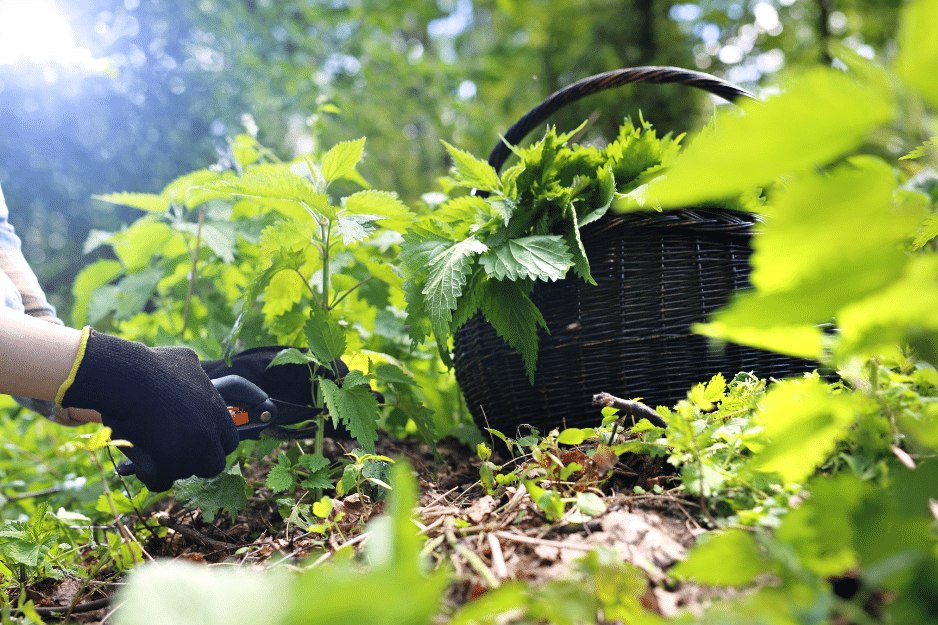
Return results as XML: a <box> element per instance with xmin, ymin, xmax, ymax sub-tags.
<box><xmin>452</xmin><ymin>67</ymin><xmax>816</xmax><ymax>434</ymax></box>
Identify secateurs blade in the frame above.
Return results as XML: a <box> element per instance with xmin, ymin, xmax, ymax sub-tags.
<box><xmin>211</xmin><ymin>374</ymin><xmax>324</xmax><ymax>440</ymax></box>
<box><xmin>115</xmin><ymin>375</ymin><xmax>325</xmax><ymax>478</ymax></box>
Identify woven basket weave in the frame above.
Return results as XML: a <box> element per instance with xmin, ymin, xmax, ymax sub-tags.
<box><xmin>452</xmin><ymin>67</ymin><xmax>816</xmax><ymax>434</ymax></box>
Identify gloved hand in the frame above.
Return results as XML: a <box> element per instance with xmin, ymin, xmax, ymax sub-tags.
<box><xmin>57</xmin><ymin>329</ymin><xmax>240</xmax><ymax>492</ymax></box>
<box><xmin>201</xmin><ymin>346</ymin><xmax>385</xmax><ymax>438</ymax></box>
<box><xmin>200</xmin><ymin>346</ymin><xmax>348</xmax><ymax>409</ymax></box>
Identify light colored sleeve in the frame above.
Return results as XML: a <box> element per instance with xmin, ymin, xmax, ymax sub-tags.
<box><xmin>0</xmin><ymin>184</ymin><xmax>63</xmax><ymax>324</ymax></box>
<box><xmin>0</xmin><ymin>183</ymin><xmax>91</xmax><ymax>424</ymax></box>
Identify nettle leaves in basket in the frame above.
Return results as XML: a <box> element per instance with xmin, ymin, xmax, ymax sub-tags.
<box><xmin>401</xmin><ymin>118</ymin><xmax>684</xmax><ymax>382</ymax></box>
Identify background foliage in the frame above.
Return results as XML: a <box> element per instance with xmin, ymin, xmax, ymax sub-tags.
<box><xmin>2</xmin><ymin>0</ymin><xmax>938</xmax><ymax>623</ymax></box>
<box><xmin>0</xmin><ymin>0</ymin><xmax>895</xmax><ymax>320</ymax></box>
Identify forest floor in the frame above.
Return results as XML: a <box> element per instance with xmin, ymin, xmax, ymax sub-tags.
<box><xmin>28</xmin><ymin>429</ymin><xmax>725</xmax><ymax>624</ymax></box>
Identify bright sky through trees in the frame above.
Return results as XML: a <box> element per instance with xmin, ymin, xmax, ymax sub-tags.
<box><xmin>0</xmin><ymin>0</ymin><xmax>104</xmax><ymax>73</ymax></box>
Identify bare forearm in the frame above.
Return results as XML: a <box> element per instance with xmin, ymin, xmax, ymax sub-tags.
<box><xmin>0</xmin><ymin>306</ymin><xmax>83</xmax><ymax>401</ymax></box>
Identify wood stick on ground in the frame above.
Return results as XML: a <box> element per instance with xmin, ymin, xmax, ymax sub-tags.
<box><xmin>157</xmin><ymin>517</ymin><xmax>241</xmax><ymax>551</ymax></box>
<box><xmin>591</xmin><ymin>392</ymin><xmax>669</xmax><ymax>429</ymax></box>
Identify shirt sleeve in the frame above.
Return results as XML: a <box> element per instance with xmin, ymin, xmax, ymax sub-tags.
<box><xmin>1</xmin><ymin>182</ymin><xmax>74</xmax><ymax>424</ymax></box>
<box><xmin>0</xmin><ymin>183</ymin><xmax>62</xmax><ymax>324</ymax></box>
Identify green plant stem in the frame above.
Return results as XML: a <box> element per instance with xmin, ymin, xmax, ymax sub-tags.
<box><xmin>181</xmin><ymin>206</ymin><xmax>206</xmax><ymax>337</ymax></box>
<box><xmin>90</xmin><ymin>451</ymin><xmax>146</xmax><ymax>567</ymax></box>
<box><xmin>331</xmin><ymin>276</ymin><xmax>376</xmax><ymax>309</ymax></box>
<box><xmin>320</xmin><ymin>219</ymin><xmax>332</xmax><ymax>311</ymax></box>
<box><xmin>312</xmin><ymin>415</ymin><xmax>326</xmax><ymax>503</ymax></box>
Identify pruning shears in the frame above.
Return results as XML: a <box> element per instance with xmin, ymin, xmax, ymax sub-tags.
<box><xmin>115</xmin><ymin>375</ymin><xmax>323</xmax><ymax>478</ymax></box>
<box><xmin>211</xmin><ymin>374</ymin><xmax>324</xmax><ymax>441</ymax></box>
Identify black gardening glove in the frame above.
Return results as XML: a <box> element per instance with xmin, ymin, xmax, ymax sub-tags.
<box><xmin>200</xmin><ymin>346</ymin><xmax>353</xmax><ymax>438</ymax></box>
<box><xmin>60</xmin><ymin>330</ymin><xmax>240</xmax><ymax>492</ymax></box>
<box><xmin>200</xmin><ymin>346</ymin><xmax>348</xmax><ymax>408</ymax></box>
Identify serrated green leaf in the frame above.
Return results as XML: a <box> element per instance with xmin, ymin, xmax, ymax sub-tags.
<box><xmin>393</xmin><ymin>396</ymin><xmax>438</xmax><ymax>447</ymax></box>
<box><xmin>111</xmin><ymin>220</ymin><xmax>179</xmax><ymax>271</ymax></box>
<box><xmin>175</xmin><ymin>221</ymin><xmax>236</xmax><ymax>264</ymax></box>
<box><xmin>896</xmin><ymin>0</ymin><xmax>938</xmax><ymax>109</ymax></box>
<box><xmin>422</xmin><ymin>237</ymin><xmax>487</xmax><ymax>338</ymax></box>
<box><xmin>646</xmin><ymin>68</ymin><xmax>893</xmax><ymax>208</ymax></box>
<box><xmin>265</xmin><ymin>462</ymin><xmax>295</xmax><ymax>493</ymax></box>
<box><xmin>480</xmin><ymin>235</ymin><xmax>572</xmax><ymax>281</ymax></box>
<box><xmin>238</xmin><ymin>247</ymin><xmax>307</xmax><ymax>324</ymax></box>
<box><xmin>163</xmin><ymin>169</ymin><xmax>225</xmax><ymax>207</ymax></box>
<box><xmin>321</xmin><ymin>378</ymin><xmax>379</xmax><ymax>451</ymax></box>
<box><xmin>912</xmin><ymin>212</ymin><xmax>938</xmax><ymax>250</ymax></box>
<box><xmin>373</xmin><ymin>363</ymin><xmax>414</xmax><ymax>385</ymax></box>
<box><xmin>336</xmin><ymin>212</ymin><xmax>377</xmax><ymax>244</ymax></box>
<box><xmin>703</xmin><ymin>373</ymin><xmax>727</xmax><ymax>403</ymax></box>
<box><xmin>321</xmin><ymin>137</ymin><xmax>366</xmax><ymax>184</ymax></box>
<box><xmin>115</xmin><ymin>268</ymin><xmax>164</xmax><ymax>320</ymax></box>
<box><xmin>304</xmin><ymin>307</ymin><xmax>346</xmax><ymax>364</ymax></box>
<box><xmin>174</xmin><ymin>465</ymin><xmax>250</xmax><ymax>523</ymax></box>
<box><xmin>71</xmin><ymin>259</ymin><xmax>123</xmax><ymax>327</ymax></box>
<box><xmin>268</xmin><ymin>347</ymin><xmax>322</xmax><ymax>369</ymax></box>
<box><xmin>442</xmin><ymin>140</ymin><xmax>501</xmax><ymax>192</ymax></box>
<box><xmin>751</xmin><ymin>378</ymin><xmax>859</xmax><ymax>483</ymax></box>
<box><xmin>900</xmin><ymin>137</ymin><xmax>937</xmax><ymax>161</ymax></box>
<box><xmin>202</xmin><ymin>164</ymin><xmax>332</xmax><ymax>220</ymax></box>
<box><xmin>343</xmin><ymin>190</ymin><xmax>409</xmax><ymax>220</ymax></box>
<box><xmin>480</xmin><ymin>280</ymin><xmax>547</xmax><ymax>384</ymax></box>
<box><xmin>93</xmin><ymin>191</ymin><xmax>169</xmax><ymax>213</ymax></box>
<box><xmin>671</xmin><ymin>529</ymin><xmax>770</xmax><ymax>586</ymax></box>
<box><xmin>298</xmin><ymin>453</ymin><xmax>330</xmax><ymax>473</ymax></box>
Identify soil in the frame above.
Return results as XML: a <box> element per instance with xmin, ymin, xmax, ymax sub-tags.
<box><xmin>25</xmin><ymin>431</ymin><xmax>722</xmax><ymax>624</ymax></box>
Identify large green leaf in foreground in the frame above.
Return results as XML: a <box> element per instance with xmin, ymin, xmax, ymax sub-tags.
<box><xmin>646</xmin><ymin>68</ymin><xmax>892</xmax><ymax>208</ymax></box>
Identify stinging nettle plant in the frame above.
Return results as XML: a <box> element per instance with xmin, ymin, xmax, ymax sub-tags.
<box><xmin>401</xmin><ymin>118</ymin><xmax>756</xmax><ymax>382</ymax></box>
<box><xmin>87</xmin><ymin>134</ymin><xmax>435</xmax><ymax>505</ymax></box>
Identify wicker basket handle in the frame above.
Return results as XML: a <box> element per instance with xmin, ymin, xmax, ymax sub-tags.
<box><xmin>487</xmin><ymin>66</ymin><xmax>755</xmax><ymax>173</ymax></box>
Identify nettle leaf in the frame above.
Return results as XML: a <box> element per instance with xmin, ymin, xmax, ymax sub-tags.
<box><xmin>900</xmin><ymin>137</ymin><xmax>938</xmax><ymax>161</ymax></box>
<box><xmin>480</xmin><ymin>279</ymin><xmax>547</xmax><ymax>383</ymax></box>
<box><xmin>93</xmin><ymin>192</ymin><xmax>168</xmax><ymax>214</ymax></box>
<box><xmin>442</xmin><ymin>140</ymin><xmax>501</xmax><ymax>193</ymax></box>
<box><xmin>111</xmin><ymin>220</ymin><xmax>178</xmax><ymax>271</ymax></box>
<box><xmin>373</xmin><ymin>362</ymin><xmax>414</xmax><ymax>385</ymax></box>
<box><xmin>912</xmin><ymin>212</ymin><xmax>938</xmax><ymax>250</ymax></box>
<box><xmin>202</xmin><ymin>164</ymin><xmax>332</xmax><ymax>220</ymax></box>
<box><xmin>422</xmin><ymin>237</ymin><xmax>488</xmax><ymax>338</ymax></box>
<box><xmin>895</xmin><ymin>0</ymin><xmax>938</xmax><ymax>109</ymax></box>
<box><xmin>174</xmin><ymin>464</ymin><xmax>250</xmax><ymax>523</ymax></box>
<box><xmin>400</xmin><ymin>228</ymin><xmax>453</xmax><ymax>275</ymax></box>
<box><xmin>647</xmin><ymin>68</ymin><xmax>893</xmax><ymax>208</ymax></box>
<box><xmin>265</xmin><ymin>456</ymin><xmax>295</xmax><ymax>493</ymax></box>
<box><xmin>751</xmin><ymin>378</ymin><xmax>860</xmax><ymax>484</ymax></box>
<box><xmin>321</xmin><ymin>378</ymin><xmax>379</xmax><ymax>452</ymax></box>
<box><xmin>175</xmin><ymin>221</ymin><xmax>237</xmax><ymax>264</ymax></box>
<box><xmin>559</xmin><ymin>201</ymin><xmax>594</xmax><ymax>284</ymax></box>
<box><xmin>241</xmin><ymin>248</ymin><xmax>306</xmax><ymax>316</ymax></box>
<box><xmin>336</xmin><ymin>212</ymin><xmax>378</xmax><ymax>245</ymax></box>
<box><xmin>751</xmin><ymin>157</ymin><xmax>916</xmax><ymax>294</ymax></box>
<box><xmin>480</xmin><ymin>235</ymin><xmax>573</xmax><ymax>281</ymax></box>
<box><xmin>304</xmin><ymin>307</ymin><xmax>347</xmax><ymax>364</ymax></box>
<box><xmin>344</xmin><ymin>190</ymin><xmax>410</xmax><ymax>223</ymax></box>
<box><xmin>115</xmin><ymin>268</ymin><xmax>163</xmax><ymax>320</ymax></box>
<box><xmin>162</xmin><ymin>168</ymin><xmax>225</xmax><ymax>208</ymax></box>
<box><xmin>671</xmin><ymin>529</ymin><xmax>771</xmax><ymax>587</ymax></box>
<box><xmin>268</xmin><ymin>347</ymin><xmax>324</xmax><ymax>369</ymax></box>
<box><xmin>836</xmin><ymin>255</ymin><xmax>938</xmax><ymax>364</ymax></box>
<box><xmin>321</xmin><ymin>137</ymin><xmax>366</xmax><ymax>184</ymax></box>
<box><xmin>71</xmin><ymin>259</ymin><xmax>123</xmax><ymax>327</ymax></box>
